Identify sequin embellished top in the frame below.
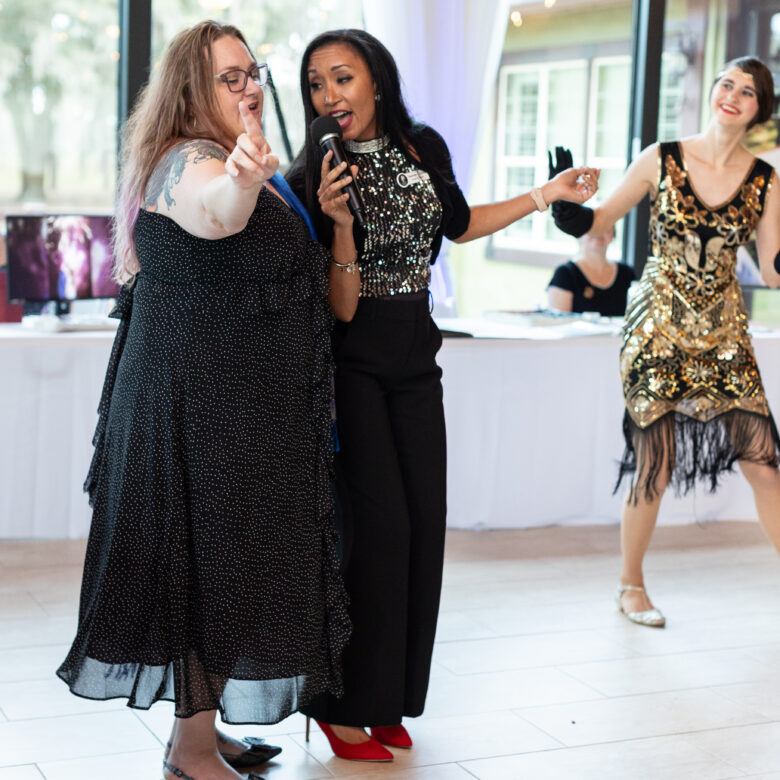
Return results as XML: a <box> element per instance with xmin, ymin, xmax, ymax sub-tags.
<box><xmin>345</xmin><ymin>135</ymin><xmax>444</xmax><ymax>297</ymax></box>
<box><xmin>620</xmin><ymin>140</ymin><xmax>775</xmax><ymax>428</ymax></box>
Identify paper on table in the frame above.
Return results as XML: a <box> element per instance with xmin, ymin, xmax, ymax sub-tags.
<box><xmin>435</xmin><ymin>314</ymin><xmax>622</xmax><ymax>340</ymax></box>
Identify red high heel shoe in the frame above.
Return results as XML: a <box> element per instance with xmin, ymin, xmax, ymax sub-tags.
<box><xmin>371</xmin><ymin>724</ymin><xmax>413</xmax><ymax>748</ymax></box>
<box><xmin>305</xmin><ymin>717</ymin><xmax>393</xmax><ymax>762</ymax></box>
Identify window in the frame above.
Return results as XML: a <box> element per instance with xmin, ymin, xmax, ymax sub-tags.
<box><xmin>0</xmin><ymin>0</ymin><xmax>364</xmax><ymax>216</ymax></box>
<box><xmin>494</xmin><ymin>57</ymin><xmax>629</xmax><ymax>257</ymax></box>
<box><xmin>657</xmin><ymin>51</ymin><xmax>687</xmax><ymax>141</ymax></box>
<box><xmin>151</xmin><ymin>0</ymin><xmax>364</xmax><ymax>165</ymax></box>
<box><xmin>494</xmin><ymin>60</ymin><xmax>588</xmax><ymax>252</ymax></box>
<box><xmin>656</xmin><ymin>0</ymin><xmax>780</xmax><ymax>301</ymax></box>
<box><xmin>773</xmin><ymin>12</ymin><xmax>780</xmax><ymax>62</ymax></box>
<box><xmin>590</xmin><ymin>57</ymin><xmax>631</xmax><ymax>162</ymax></box>
<box><xmin>659</xmin><ymin>0</ymin><xmax>780</xmax><ymax>140</ymax></box>
<box><xmin>587</xmin><ymin>56</ymin><xmax>631</xmax><ymax>253</ymax></box>
<box><xmin>0</xmin><ymin>2</ymin><xmax>120</xmax><ymax>211</ymax></box>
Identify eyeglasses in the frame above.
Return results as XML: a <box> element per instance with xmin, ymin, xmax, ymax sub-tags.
<box><xmin>214</xmin><ymin>63</ymin><xmax>269</xmax><ymax>92</ymax></box>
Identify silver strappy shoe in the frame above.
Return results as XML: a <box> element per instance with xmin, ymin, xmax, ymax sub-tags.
<box><xmin>616</xmin><ymin>584</ymin><xmax>666</xmax><ymax>628</ymax></box>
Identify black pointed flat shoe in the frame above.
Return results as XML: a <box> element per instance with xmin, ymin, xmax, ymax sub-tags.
<box><xmin>162</xmin><ymin>758</ymin><xmax>264</xmax><ymax>779</ymax></box>
<box><xmin>223</xmin><ymin>737</ymin><xmax>282</xmax><ymax>769</ymax></box>
<box><xmin>165</xmin><ymin>738</ymin><xmax>281</xmax><ymax>771</ymax></box>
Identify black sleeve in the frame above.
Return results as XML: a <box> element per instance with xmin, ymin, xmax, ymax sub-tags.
<box><xmin>547</xmin><ymin>263</ymin><xmax>577</xmax><ymax>292</ymax></box>
<box><xmin>615</xmin><ymin>263</ymin><xmax>635</xmax><ymax>289</ymax></box>
<box><xmin>413</xmin><ymin>125</ymin><xmax>471</xmax><ymax>240</ymax></box>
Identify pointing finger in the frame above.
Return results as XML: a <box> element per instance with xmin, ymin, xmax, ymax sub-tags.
<box><xmin>235</xmin><ymin>133</ymin><xmax>263</xmax><ymax>161</ymax></box>
<box><xmin>239</xmin><ymin>101</ymin><xmax>264</xmax><ymax>140</ymax></box>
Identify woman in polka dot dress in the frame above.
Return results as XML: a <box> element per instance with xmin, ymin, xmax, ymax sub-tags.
<box><xmin>57</xmin><ymin>21</ymin><xmax>350</xmax><ymax>780</ymax></box>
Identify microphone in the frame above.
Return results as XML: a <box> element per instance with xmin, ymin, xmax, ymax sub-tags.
<box><xmin>311</xmin><ymin>115</ymin><xmax>366</xmax><ymax>229</ymax></box>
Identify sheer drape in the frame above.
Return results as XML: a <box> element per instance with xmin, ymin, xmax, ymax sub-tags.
<box><xmin>362</xmin><ymin>0</ymin><xmax>510</xmax><ymax>314</ymax></box>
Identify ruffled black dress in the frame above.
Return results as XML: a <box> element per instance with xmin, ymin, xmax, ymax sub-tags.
<box><xmin>57</xmin><ymin>189</ymin><xmax>350</xmax><ymax>724</ymax></box>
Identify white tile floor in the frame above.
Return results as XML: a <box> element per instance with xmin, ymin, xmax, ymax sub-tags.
<box><xmin>2</xmin><ymin>522</ymin><xmax>780</xmax><ymax>779</ymax></box>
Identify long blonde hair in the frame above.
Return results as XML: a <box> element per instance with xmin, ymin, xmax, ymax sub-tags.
<box><xmin>114</xmin><ymin>20</ymin><xmax>253</xmax><ymax>284</ymax></box>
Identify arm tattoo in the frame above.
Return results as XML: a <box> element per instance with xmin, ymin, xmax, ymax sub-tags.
<box><xmin>143</xmin><ymin>140</ymin><xmax>229</xmax><ymax>210</ymax></box>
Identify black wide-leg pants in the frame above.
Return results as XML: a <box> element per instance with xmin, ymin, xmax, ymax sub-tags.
<box><xmin>303</xmin><ymin>294</ymin><xmax>447</xmax><ymax>726</ymax></box>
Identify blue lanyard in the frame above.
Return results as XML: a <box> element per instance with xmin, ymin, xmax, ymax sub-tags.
<box><xmin>269</xmin><ymin>172</ymin><xmax>317</xmax><ymax>241</ymax></box>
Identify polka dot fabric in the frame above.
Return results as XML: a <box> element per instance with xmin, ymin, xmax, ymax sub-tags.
<box><xmin>57</xmin><ymin>189</ymin><xmax>351</xmax><ymax>724</ymax></box>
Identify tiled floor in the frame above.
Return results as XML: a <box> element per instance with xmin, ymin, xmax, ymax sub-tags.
<box><xmin>2</xmin><ymin>521</ymin><xmax>780</xmax><ymax>779</ymax></box>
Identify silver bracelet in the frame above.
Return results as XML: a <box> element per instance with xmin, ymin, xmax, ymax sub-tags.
<box><xmin>529</xmin><ymin>186</ymin><xmax>548</xmax><ymax>212</ymax></box>
<box><xmin>331</xmin><ymin>258</ymin><xmax>358</xmax><ymax>274</ymax></box>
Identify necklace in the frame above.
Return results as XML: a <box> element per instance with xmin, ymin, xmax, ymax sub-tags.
<box><xmin>344</xmin><ymin>135</ymin><xmax>390</xmax><ymax>154</ymax></box>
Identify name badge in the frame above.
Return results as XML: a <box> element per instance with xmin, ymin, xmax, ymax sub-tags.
<box><xmin>397</xmin><ymin>170</ymin><xmax>431</xmax><ymax>188</ymax></box>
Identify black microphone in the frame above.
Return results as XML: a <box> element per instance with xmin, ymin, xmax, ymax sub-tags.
<box><xmin>311</xmin><ymin>114</ymin><xmax>366</xmax><ymax>228</ymax></box>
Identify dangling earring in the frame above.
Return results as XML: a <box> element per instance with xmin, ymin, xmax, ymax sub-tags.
<box><xmin>374</xmin><ymin>93</ymin><xmax>381</xmax><ymax>102</ymax></box>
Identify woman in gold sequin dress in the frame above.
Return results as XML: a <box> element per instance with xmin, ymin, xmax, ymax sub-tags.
<box><xmin>553</xmin><ymin>57</ymin><xmax>780</xmax><ymax>628</ymax></box>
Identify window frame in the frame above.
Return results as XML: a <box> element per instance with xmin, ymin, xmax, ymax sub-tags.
<box><xmin>493</xmin><ymin>58</ymin><xmax>589</xmax><ymax>254</ymax></box>
<box><xmin>587</xmin><ymin>55</ymin><xmax>632</xmax><ymax>174</ymax></box>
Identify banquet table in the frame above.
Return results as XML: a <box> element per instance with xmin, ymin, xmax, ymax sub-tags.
<box><xmin>2</xmin><ymin>319</ymin><xmax>779</xmax><ymax>539</ymax></box>
<box><xmin>436</xmin><ymin>318</ymin><xmax>780</xmax><ymax>529</ymax></box>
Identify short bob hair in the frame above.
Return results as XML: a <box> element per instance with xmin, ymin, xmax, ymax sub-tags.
<box><xmin>712</xmin><ymin>57</ymin><xmax>776</xmax><ymax>129</ymax></box>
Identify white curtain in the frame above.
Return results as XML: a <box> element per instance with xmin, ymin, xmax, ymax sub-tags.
<box><xmin>362</xmin><ymin>0</ymin><xmax>510</xmax><ymax>314</ymax></box>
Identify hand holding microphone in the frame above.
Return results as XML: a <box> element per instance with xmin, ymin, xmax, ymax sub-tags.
<box><xmin>312</xmin><ymin>115</ymin><xmax>366</xmax><ymax>228</ymax></box>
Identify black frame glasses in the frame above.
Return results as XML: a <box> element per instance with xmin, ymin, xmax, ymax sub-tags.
<box><xmin>214</xmin><ymin>63</ymin><xmax>269</xmax><ymax>93</ymax></box>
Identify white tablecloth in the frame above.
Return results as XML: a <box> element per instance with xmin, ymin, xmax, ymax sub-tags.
<box><xmin>2</xmin><ymin>321</ymin><xmax>780</xmax><ymax>538</ymax></box>
<box><xmin>438</xmin><ymin>330</ymin><xmax>780</xmax><ymax>529</ymax></box>
<box><xmin>0</xmin><ymin>326</ymin><xmax>115</xmax><ymax>539</ymax></box>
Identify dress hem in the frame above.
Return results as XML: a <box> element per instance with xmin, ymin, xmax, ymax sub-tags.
<box><xmin>615</xmin><ymin>407</ymin><xmax>780</xmax><ymax>503</ymax></box>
